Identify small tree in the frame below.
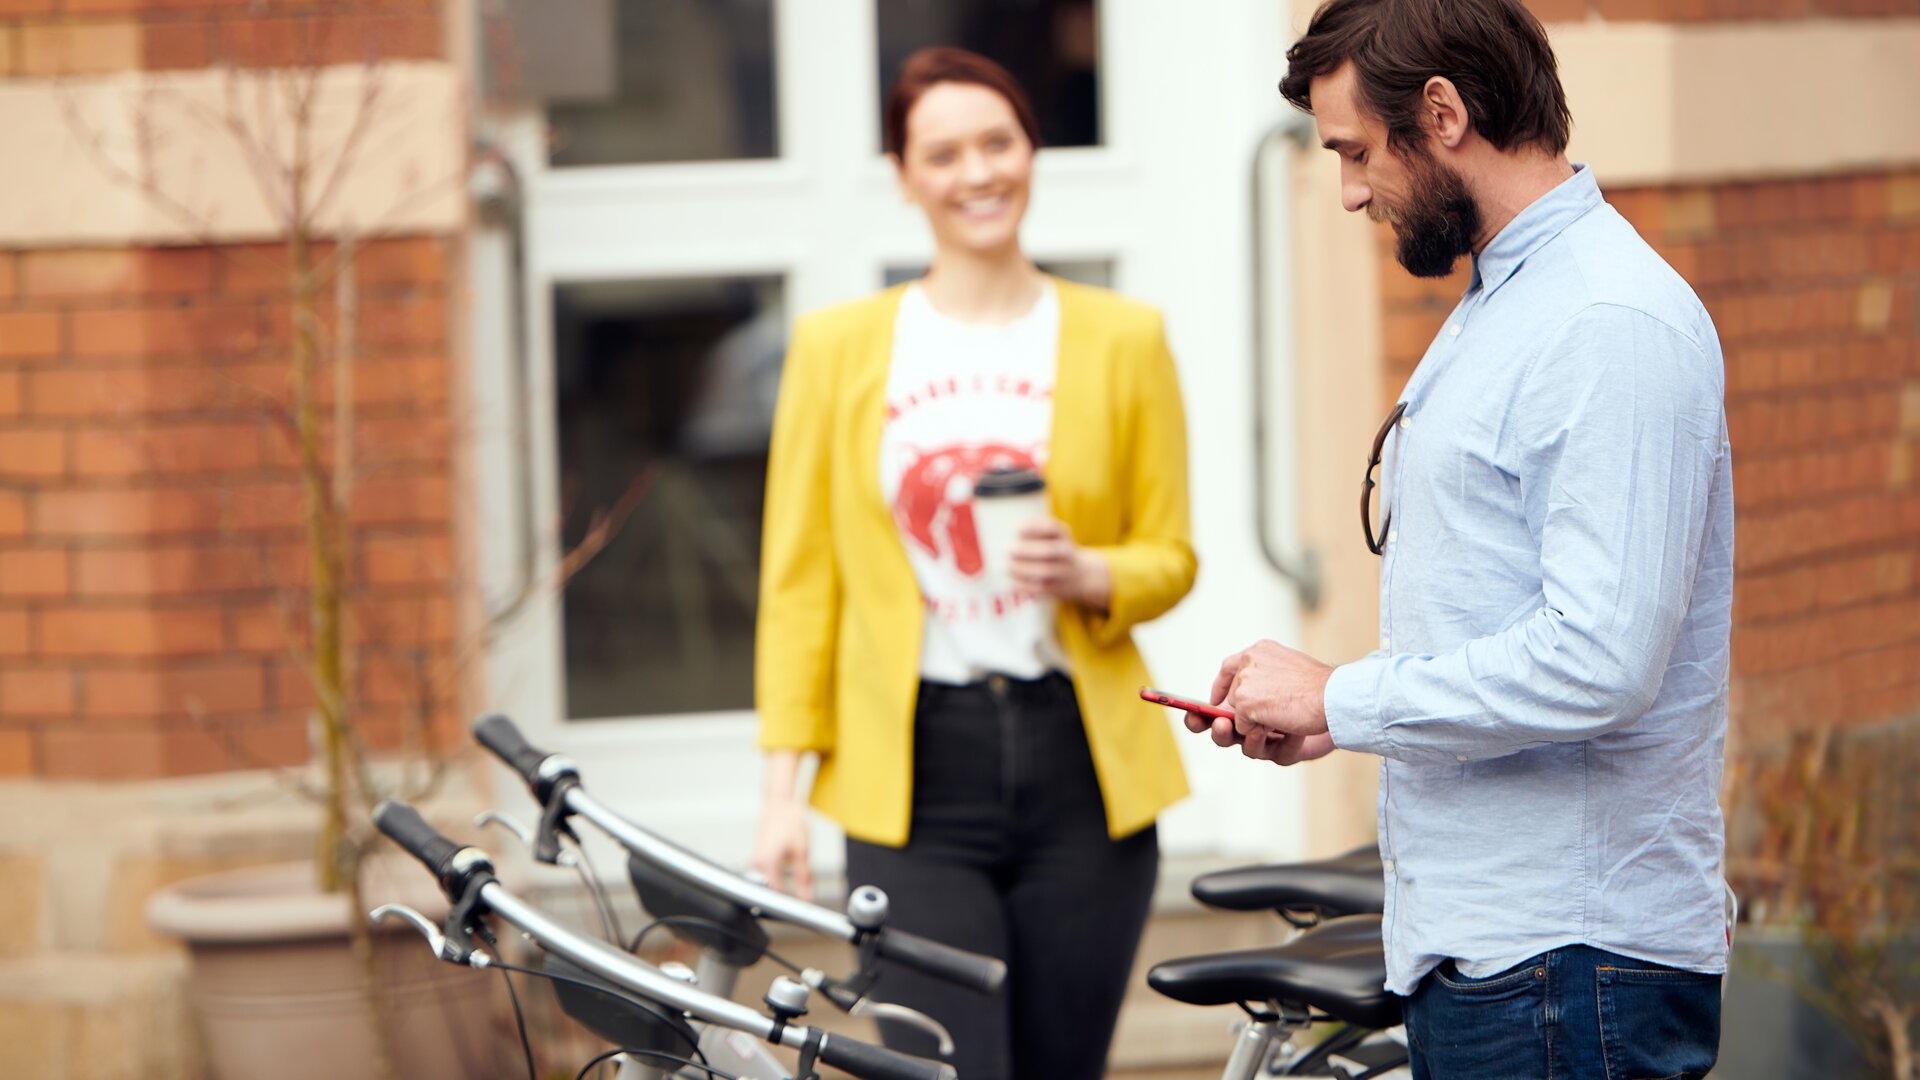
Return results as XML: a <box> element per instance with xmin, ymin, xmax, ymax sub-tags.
<box><xmin>1729</xmin><ymin>719</ymin><xmax>1920</xmax><ymax>1080</ymax></box>
<box><xmin>60</xmin><ymin>9</ymin><xmax>647</xmax><ymax>1077</ymax></box>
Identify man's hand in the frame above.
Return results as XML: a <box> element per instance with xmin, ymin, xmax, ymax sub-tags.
<box><xmin>1181</xmin><ymin>640</ymin><xmax>1338</xmax><ymax>766</ymax></box>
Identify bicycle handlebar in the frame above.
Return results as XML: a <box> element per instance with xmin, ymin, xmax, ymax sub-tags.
<box><xmin>374</xmin><ymin>799</ymin><xmax>955</xmax><ymax>1080</ymax></box>
<box><xmin>375</xmin><ymin>800</ymin><xmax>476</xmax><ymax>892</ymax></box>
<box><xmin>472</xmin><ymin>714</ymin><xmax>1008</xmax><ymax>996</ymax></box>
<box><xmin>474</xmin><ymin>712</ymin><xmax>560</xmax><ymax>790</ymax></box>
<box><xmin>871</xmin><ymin>925</ymin><xmax>1006</xmax><ymax>995</ymax></box>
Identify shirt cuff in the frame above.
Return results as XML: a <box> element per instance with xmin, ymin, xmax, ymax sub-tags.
<box><xmin>1324</xmin><ymin>655</ymin><xmax>1389</xmax><ymax>755</ymax></box>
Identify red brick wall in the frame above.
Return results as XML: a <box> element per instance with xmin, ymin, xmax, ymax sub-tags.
<box><xmin>0</xmin><ymin>238</ymin><xmax>462</xmax><ymax>780</ymax></box>
<box><xmin>0</xmin><ymin>1</ymin><xmax>441</xmax><ymax>78</ymax></box>
<box><xmin>1378</xmin><ymin>168</ymin><xmax>1920</xmax><ymax>745</ymax></box>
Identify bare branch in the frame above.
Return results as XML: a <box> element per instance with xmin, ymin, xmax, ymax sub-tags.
<box><xmin>309</xmin><ymin>60</ymin><xmax>389</xmax><ymax>225</ymax></box>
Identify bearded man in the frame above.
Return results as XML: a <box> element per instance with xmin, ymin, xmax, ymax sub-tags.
<box><xmin>1185</xmin><ymin>2</ymin><xmax>1734</xmax><ymax>1077</ymax></box>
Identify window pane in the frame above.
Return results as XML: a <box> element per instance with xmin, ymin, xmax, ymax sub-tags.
<box><xmin>548</xmin><ymin>0</ymin><xmax>778</xmax><ymax>167</ymax></box>
<box><xmin>553</xmin><ymin>277</ymin><xmax>785</xmax><ymax>719</ymax></box>
<box><xmin>878</xmin><ymin>0</ymin><xmax>1101</xmax><ymax>149</ymax></box>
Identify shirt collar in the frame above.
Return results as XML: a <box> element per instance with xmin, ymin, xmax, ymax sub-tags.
<box><xmin>1468</xmin><ymin>163</ymin><xmax>1602</xmax><ymax>296</ymax></box>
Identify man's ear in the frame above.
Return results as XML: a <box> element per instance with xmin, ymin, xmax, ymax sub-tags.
<box><xmin>1422</xmin><ymin>76</ymin><xmax>1471</xmax><ymax>150</ymax></box>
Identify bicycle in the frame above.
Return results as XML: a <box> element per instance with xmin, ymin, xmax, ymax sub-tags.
<box><xmin>463</xmin><ymin>714</ymin><xmax>1005</xmax><ymax>1076</ymax></box>
<box><xmin>1149</xmin><ymin>846</ymin><xmax>1407</xmax><ymax>1080</ymax></box>
<box><xmin>371</xmin><ymin>798</ymin><xmax>959</xmax><ymax>1080</ymax></box>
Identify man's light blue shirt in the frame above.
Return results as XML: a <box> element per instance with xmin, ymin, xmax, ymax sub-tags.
<box><xmin>1323</xmin><ymin>165</ymin><xmax>1734</xmax><ymax>995</ymax></box>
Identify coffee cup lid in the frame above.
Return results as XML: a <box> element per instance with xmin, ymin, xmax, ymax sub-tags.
<box><xmin>972</xmin><ymin>466</ymin><xmax>1045</xmax><ymax>497</ymax></box>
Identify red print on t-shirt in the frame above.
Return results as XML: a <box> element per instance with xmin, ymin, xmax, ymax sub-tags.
<box><xmin>892</xmin><ymin>443</ymin><xmax>1038</xmax><ymax>576</ymax></box>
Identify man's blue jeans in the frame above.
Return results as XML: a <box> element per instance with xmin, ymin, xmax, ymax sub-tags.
<box><xmin>1403</xmin><ymin>944</ymin><xmax>1721</xmax><ymax>1080</ymax></box>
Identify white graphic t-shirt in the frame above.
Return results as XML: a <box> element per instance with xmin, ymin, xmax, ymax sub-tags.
<box><xmin>879</xmin><ymin>281</ymin><xmax>1066</xmax><ymax>683</ymax></box>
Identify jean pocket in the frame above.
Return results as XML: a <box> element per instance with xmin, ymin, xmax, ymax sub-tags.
<box><xmin>1596</xmin><ymin>966</ymin><xmax>1721</xmax><ymax>1080</ymax></box>
<box><xmin>1432</xmin><ymin>956</ymin><xmax>1548</xmax><ymax>994</ymax></box>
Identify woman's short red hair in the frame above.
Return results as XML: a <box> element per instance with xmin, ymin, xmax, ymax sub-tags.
<box><xmin>883</xmin><ymin>46</ymin><xmax>1042</xmax><ymax>159</ymax></box>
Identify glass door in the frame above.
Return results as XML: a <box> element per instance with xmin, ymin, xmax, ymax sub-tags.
<box><xmin>472</xmin><ymin>0</ymin><xmax>1317</xmax><ymax>868</ymax></box>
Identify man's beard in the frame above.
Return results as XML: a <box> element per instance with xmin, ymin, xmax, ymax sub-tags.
<box><xmin>1370</xmin><ymin>153</ymin><xmax>1481</xmax><ymax>279</ymax></box>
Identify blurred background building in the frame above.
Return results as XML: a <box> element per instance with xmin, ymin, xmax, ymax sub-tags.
<box><xmin>0</xmin><ymin>0</ymin><xmax>1914</xmax><ymax>1076</ymax></box>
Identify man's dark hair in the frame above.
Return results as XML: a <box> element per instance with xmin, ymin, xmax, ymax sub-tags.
<box><xmin>1279</xmin><ymin>0</ymin><xmax>1572</xmax><ymax>157</ymax></box>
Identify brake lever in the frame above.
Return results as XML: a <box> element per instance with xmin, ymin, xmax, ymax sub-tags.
<box><xmin>474</xmin><ymin>810</ymin><xmax>579</xmax><ymax>867</ymax></box>
<box><xmin>370</xmin><ymin>904</ymin><xmax>494</xmax><ymax>969</ymax></box>
<box><xmin>849</xmin><ymin>1000</ymin><xmax>956</xmax><ymax>1058</ymax></box>
<box><xmin>800</xmin><ymin>969</ymin><xmax>956</xmax><ymax>1057</ymax></box>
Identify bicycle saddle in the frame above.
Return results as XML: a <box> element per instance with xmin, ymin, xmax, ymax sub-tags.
<box><xmin>1146</xmin><ymin>915</ymin><xmax>1400</xmax><ymax>1030</ymax></box>
<box><xmin>1190</xmin><ymin>845</ymin><xmax>1385</xmax><ymax>916</ymax></box>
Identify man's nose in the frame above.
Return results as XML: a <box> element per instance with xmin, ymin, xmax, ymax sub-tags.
<box><xmin>1342</xmin><ymin>181</ymin><xmax>1371</xmax><ymax>214</ymax></box>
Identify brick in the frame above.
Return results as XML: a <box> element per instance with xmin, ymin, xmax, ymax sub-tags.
<box><xmin>84</xmin><ymin>660</ymin><xmax>266</xmax><ymax>718</ymax></box>
<box><xmin>0</xmin><ymin>731</ymin><xmax>31</xmax><ymax>777</ymax></box>
<box><xmin>351</xmin><ymin>594</ymin><xmax>455</xmax><ymax>647</ymax></box>
<box><xmin>0</xmin><ymin>609</ymin><xmax>27</xmax><ymax>657</ymax></box>
<box><xmin>1901</xmin><ymin>382</ymin><xmax>1920</xmax><ymax>437</ymax></box>
<box><xmin>72</xmin><ymin>420</ymin><xmax>261</xmax><ymax>477</ymax></box>
<box><xmin>0</xmin><ymin>372</ymin><xmax>18</xmax><ymax>418</ymax></box>
<box><xmin>21</xmin><ymin>248</ymin><xmax>215</xmax><ymax>300</ymax></box>
<box><xmin>27</xmin><ymin>366</ymin><xmax>225</xmax><ymax>418</ymax></box>
<box><xmin>141</xmin><ymin>18</ymin><xmax>215</xmax><ymax>70</ymax></box>
<box><xmin>38</xmin><ymin>727</ymin><xmax>166</xmax><ymax>780</ymax></box>
<box><xmin>217</xmin><ymin>13</ymin><xmax>442</xmax><ymax>68</ymax></box>
<box><xmin>0</xmin><ymin>491</ymin><xmax>24</xmax><ymax>539</ymax></box>
<box><xmin>0</xmin><ymin>252</ymin><xmax>15</xmax><ymax>301</ymax></box>
<box><xmin>229</xmin><ymin>714</ymin><xmax>310</xmax><ymax>769</ymax></box>
<box><xmin>0</xmin><ymin>0</ymin><xmax>57</xmax><ymax>17</ymax></box>
<box><xmin>0</xmin><ymin>312</ymin><xmax>62</xmax><ymax>362</ymax></box>
<box><xmin>229</xmin><ymin>603</ymin><xmax>307</xmax><ymax>654</ymax></box>
<box><xmin>1664</xmin><ymin>190</ymin><xmax>1717</xmax><ymax>239</ymax></box>
<box><xmin>71</xmin><ymin>305</ymin><xmax>261</xmax><ymax>358</ymax></box>
<box><xmin>1893</xmin><ymin>176</ymin><xmax>1920</xmax><ymax>225</ymax></box>
<box><xmin>226</xmin><ymin>480</ymin><xmax>305</xmax><ymax>534</ymax></box>
<box><xmin>76</xmin><ymin>544</ymin><xmax>271</xmax><ymax>598</ymax></box>
<box><xmin>361</xmin><ymin>534</ymin><xmax>452</xmax><ymax>586</ymax></box>
<box><xmin>1</xmin><ymin>667</ymin><xmax>75</xmax><ymax>718</ymax></box>
<box><xmin>268</xmin><ymin>659</ymin><xmax>317</xmax><ymax>712</ymax></box>
<box><xmin>1858</xmin><ymin>280</ymin><xmax>1897</xmax><ymax>334</ymax></box>
<box><xmin>34</xmin><ymin>488</ymin><xmax>223</xmax><ymax>539</ymax></box>
<box><xmin>356</xmin><ymin>237</ymin><xmax>448</xmax><ymax>289</ymax></box>
<box><xmin>0</xmin><ymin>549</ymin><xmax>71</xmax><ymax>599</ymax></box>
<box><xmin>40</xmin><ymin>608</ymin><xmax>224</xmax><ymax>658</ymax></box>
<box><xmin>349</xmin><ymin>474</ymin><xmax>449</xmax><ymax>527</ymax></box>
<box><xmin>18</xmin><ymin>20</ymin><xmax>143</xmax><ymax>78</ymax></box>
<box><xmin>0</xmin><ymin>429</ymin><xmax>67</xmax><ymax>480</ymax></box>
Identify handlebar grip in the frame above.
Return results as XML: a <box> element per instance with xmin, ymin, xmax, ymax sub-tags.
<box><xmin>374</xmin><ymin>800</ymin><xmax>463</xmax><ymax>881</ymax></box>
<box><xmin>874</xmin><ymin>926</ymin><xmax>1008</xmax><ymax>995</ymax></box>
<box><xmin>816</xmin><ymin>1033</ymin><xmax>957</xmax><ymax>1080</ymax></box>
<box><xmin>472</xmin><ymin>713</ymin><xmax>550</xmax><ymax>789</ymax></box>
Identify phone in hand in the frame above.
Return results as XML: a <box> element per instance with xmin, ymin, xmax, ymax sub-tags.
<box><xmin>1140</xmin><ymin>686</ymin><xmax>1235</xmax><ymax>722</ymax></box>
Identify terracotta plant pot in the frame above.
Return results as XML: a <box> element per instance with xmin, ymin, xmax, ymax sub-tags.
<box><xmin>147</xmin><ymin>859</ymin><xmax>503</xmax><ymax>1080</ymax></box>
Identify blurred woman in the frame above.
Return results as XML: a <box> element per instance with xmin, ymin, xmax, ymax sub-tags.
<box><xmin>752</xmin><ymin>46</ymin><xmax>1195</xmax><ymax>1080</ymax></box>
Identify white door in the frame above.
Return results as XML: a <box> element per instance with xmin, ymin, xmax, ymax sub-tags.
<box><xmin>471</xmin><ymin>0</ymin><xmax>1321</xmax><ymax>874</ymax></box>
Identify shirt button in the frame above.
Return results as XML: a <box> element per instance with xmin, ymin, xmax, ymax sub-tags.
<box><xmin>1387</xmin><ymin>528</ymin><xmax>1398</xmax><ymax>545</ymax></box>
<box><xmin>1399</xmin><ymin>415</ymin><xmax>1411</xmax><ymax>431</ymax></box>
<box><xmin>1456</xmin><ymin>754</ymin><xmax>1468</xmax><ymax>762</ymax></box>
<box><xmin>1382</xmin><ymin>858</ymin><xmax>1395</xmax><ymax>873</ymax></box>
<box><xmin>1379</xmin><ymin>636</ymin><xmax>1390</xmax><ymax>650</ymax></box>
<box><xmin>1448</xmin><ymin>324</ymin><xmax>1461</xmax><ymax>337</ymax></box>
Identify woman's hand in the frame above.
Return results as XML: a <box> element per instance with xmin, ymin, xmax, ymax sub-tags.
<box><xmin>753</xmin><ymin>749</ymin><xmax>813</xmax><ymax>898</ymax></box>
<box><xmin>1008</xmin><ymin>517</ymin><xmax>1112</xmax><ymax>611</ymax></box>
<box><xmin>752</xmin><ymin>799</ymin><xmax>814</xmax><ymax>899</ymax></box>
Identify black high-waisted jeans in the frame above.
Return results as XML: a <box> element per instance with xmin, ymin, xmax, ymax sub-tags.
<box><xmin>844</xmin><ymin>672</ymin><xmax>1159</xmax><ymax>1080</ymax></box>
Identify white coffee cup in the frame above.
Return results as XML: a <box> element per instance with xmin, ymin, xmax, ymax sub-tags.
<box><xmin>970</xmin><ymin>466</ymin><xmax>1048</xmax><ymax>591</ymax></box>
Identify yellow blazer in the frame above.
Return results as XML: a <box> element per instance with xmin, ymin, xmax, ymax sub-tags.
<box><xmin>755</xmin><ymin>278</ymin><xmax>1195</xmax><ymax>846</ymax></box>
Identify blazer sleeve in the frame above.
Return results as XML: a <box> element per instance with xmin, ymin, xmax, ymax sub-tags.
<box><xmin>1083</xmin><ymin>312</ymin><xmax>1198</xmax><ymax>647</ymax></box>
<box><xmin>754</xmin><ymin>314</ymin><xmax>840</xmax><ymax>753</ymax></box>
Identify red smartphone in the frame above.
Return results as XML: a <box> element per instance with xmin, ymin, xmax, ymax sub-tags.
<box><xmin>1140</xmin><ymin>686</ymin><xmax>1235</xmax><ymax>721</ymax></box>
